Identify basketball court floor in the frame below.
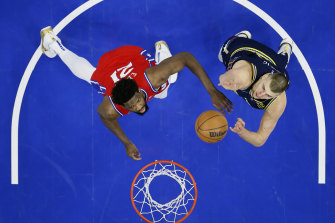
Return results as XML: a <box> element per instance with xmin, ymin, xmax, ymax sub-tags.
<box><xmin>1</xmin><ymin>0</ymin><xmax>334</xmax><ymax>222</ymax></box>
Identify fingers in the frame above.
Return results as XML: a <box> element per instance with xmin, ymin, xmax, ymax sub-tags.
<box><xmin>221</xmin><ymin>94</ymin><xmax>233</xmax><ymax>106</ymax></box>
<box><xmin>218</xmin><ymin>79</ymin><xmax>241</xmax><ymax>90</ymax></box>
<box><xmin>131</xmin><ymin>152</ymin><xmax>142</xmax><ymax>161</ymax></box>
<box><xmin>226</xmin><ymin>97</ymin><xmax>233</xmax><ymax>105</ymax></box>
<box><xmin>215</xmin><ymin>105</ymin><xmax>226</xmax><ymax>115</ymax></box>
<box><xmin>224</xmin><ymin>80</ymin><xmax>233</xmax><ymax>86</ymax></box>
<box><xmin>229</xmin><ymin>118</ymin><xmax>246</xmax><ymax>134</ymax></box>
<box><xmin>218</xmin><ymin>81</ymin><xmax>231</xmax><ymax>88</ymax></box>
<box><xmin>213</xmin><ymin>98</ymin><xmax>233</xmax><ymax>114</ymax></box>
<box><xmin>132</xmin><ymin>155</ymin><xmax>142</xmax><ymax>161</ymax></box>
<box><xmin>127</xmin><ymin>148</ymin><xmax>142</xmax><ymax>161</ymax></box>
<box><xmin>211</xmin><ymin>90</ymin><xmax>234</xmax><ymax>114</ymax></box>
<box><xmin>222</xmin><ymin>105</ymin><xmax>230</xmax><ymax>114</ymax></box>
<box><xmin>221</xmin><ymin>94</ymin><xmax>233</xmax><ymax>110</ymax></box>
<box><xmin>216</xmin><ymin>101</ymin><xmax>233</xmax><ymax>115</ymax></box>
<box><xmin>218</xmin><ymin>75</ymin><xmax>225</xmax><ymax>87</ymax></box>
<box><xmin>218</xmin><ymin>79</ymin><xmax>225</xmax><ymax>87</ymax></box>
<box><xmin>225</xmin><ymin>99</ymin><xmax>233</xmax><ymax>111</ymax></box>
<box><xmin>229</xmin><ymin>126</ymin><xmax>237</xmax><ymax>133</ymax></box>
<box><xmin>237</xmin><ymin>118</ymin><xmax>245</xmax><ymax>126</ymax></box>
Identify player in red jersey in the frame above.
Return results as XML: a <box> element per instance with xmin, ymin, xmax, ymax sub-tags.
<box><xmin>40</xmin><ymin>26</ymin><xmax>233</xmax><ymax>160</ymax></box>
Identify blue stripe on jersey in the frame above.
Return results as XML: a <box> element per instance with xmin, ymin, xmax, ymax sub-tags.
<box><xmin>143</xmin><ymin>72</ymin><xmax>160</xmax><ymax>93</ymax></box>
<box><xmin>140</xmin><ymin>88</ymin><xmax>148</xmax><ymax>101</ymax></box>
<box><xmin>91</xmin><ymin>80</ymin><xmax>106</xmax><ymax>95</ymax></box>
<box><xmin>108</xmin><ymin>96</ymin><xmax>124</xmax><ymax>117</ymax></box>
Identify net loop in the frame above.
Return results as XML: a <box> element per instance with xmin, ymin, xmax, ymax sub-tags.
<box><xmin>131</xmin><ymin>161</ymin><xmax>197</xmax><ymax>223</ymax></box>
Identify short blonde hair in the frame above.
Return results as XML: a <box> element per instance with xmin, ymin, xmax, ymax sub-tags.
<box><xmin>269</xmin><ymin>73</ymin><xmax>289</xmax><ymax>93</ymax></box>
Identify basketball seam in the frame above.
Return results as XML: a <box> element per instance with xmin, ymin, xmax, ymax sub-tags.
<box><xmin>198</xmin><ymin>115</ymin><xmax>225</xmax><ymax>128</ymax></box>
<box><xmin>199</xmin><ymin>125</ymin><xmax>227</xmax><ymax>131</ymax></box>
<box><xmin>195</xmin><ymin>111</ymin><xmax>228</xmax><ymax>143</ymax></box>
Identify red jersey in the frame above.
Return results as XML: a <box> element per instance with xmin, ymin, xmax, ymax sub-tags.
<box><xmin>90</xmin><ymin>45</ymin><xmax>169</xmax><ymax>116</ymax></box>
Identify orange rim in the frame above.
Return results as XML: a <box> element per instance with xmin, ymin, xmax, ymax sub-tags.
<box><xmin>130</xmin><ymin>160</ymin><xmax>198</xmax><ymax>223</ymax></box>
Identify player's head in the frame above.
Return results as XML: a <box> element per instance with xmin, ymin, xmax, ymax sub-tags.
<box><xmin>112</xmin><ymin>79</ymin><xmax>149</xmax><ymax>115</ymax></box>
<box><xmin>252</xmin><ymin>73</ymin><xmax>289</xmax><ymax>99</ymax></box>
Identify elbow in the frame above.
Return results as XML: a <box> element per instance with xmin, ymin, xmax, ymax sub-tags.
<box><xmin>253</xmin><ymin>136</ymin><xmax>267</xmax><ymax>147</ymax></box>
<box><xmin>97</xmin><ymin>105</ymin><xmax>103</xmax><ymax>117</ymax></box>
<box><xmin>179</xmin><ymin>51</ymin><xmax>193</xmax><ymax>57</ymax></box>
<box><xmin>253</xmin><ymin>141</ymin><xmax>265</xmax><ymax>148</ymax></box>
<box><xmin>97</xmin><ymin>105</ymin><xmax>109</xmax><ymax>119</ymax></box>
<box><xmin>177</xmin><ymin>52</ymin><xmax>194</xmax><ymax>62</ymax></box>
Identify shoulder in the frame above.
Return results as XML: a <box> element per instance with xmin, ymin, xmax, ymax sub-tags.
<box><xmin>231</xmin><ymin>60</ymin><xmax>253</xmax><ymax>89</ymax></box>
<box><xmin>265</xmin><ymin>92</ymin><xmax>287</xmax><ymax>118</ymax></box>
<box><xmin>232</xmin><ymin>60</ymin><xmax>251</xmax><ymax>70</ymax></box>
<box><xmin>97</xmin><ymin>96</ymin><xmax>120</xmax><ymax>119</ymax></box>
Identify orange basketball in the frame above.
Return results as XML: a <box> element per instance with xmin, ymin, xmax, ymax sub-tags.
<box><xmin>195</xmin><ymin>110</ymin><xmax>228</xmax><ymax>143</ymax></box>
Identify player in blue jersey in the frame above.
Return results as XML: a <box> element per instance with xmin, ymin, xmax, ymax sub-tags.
<box><xmin>217</xmin><ymin>31</ymin><xmax>293</xmax><ymax>147</ymax></box>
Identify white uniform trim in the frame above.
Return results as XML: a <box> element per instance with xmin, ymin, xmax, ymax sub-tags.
<box><xmin>108</xmin><ymin>96</ymin><xmax>124</xmax><ymax>117</ymax></box>
<box><xmin>143</xmin><ymin>72</ymin><xmax>161</xmax><ymax>93</ymax></box>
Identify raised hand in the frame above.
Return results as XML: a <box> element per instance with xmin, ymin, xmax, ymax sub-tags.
<box><xmin>125</xmin><ymin>143</ymin><xmax>142</xmax><ymax>161</ymax></box>
<box><xmin>230</xmin><ymin>118</ymin><xmax>246</xmax><ymax>135</ymax></box>
<box><xmin>218</xmin><ymin>76</ymin><xmax>242</xmax><ymax>90</ymax></box>
<box><xmin>210</xmin><ymin>89</ymin><xmax>233</xmax><ymax>115</ymax></box>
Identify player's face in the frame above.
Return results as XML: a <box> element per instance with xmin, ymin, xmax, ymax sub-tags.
<box><xmin>251</xmin><ymin>74</ymin><xmax>280</xmax><ymax>99</ymax></box>
<box><xmin>123</xmin><ymin>91</ymin><xmax>148</xmax><ymax>115</ymax></box>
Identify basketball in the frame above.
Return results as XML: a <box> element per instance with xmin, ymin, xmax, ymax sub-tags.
<box><xmin>195</xmin><ymin>110</ymin><xmax>228</xmax><ymax>143</ymax></box>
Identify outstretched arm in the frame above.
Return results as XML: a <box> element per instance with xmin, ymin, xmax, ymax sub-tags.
<box><xmin>230</xmin><ymin>93</ymin><xmax>286</xmax><ymax>147</ymax></box>
<box><xmin>97</xmin><ymin>96</ymin><xmax>141</xmax><ymax>160</ymax></box>
<box><xmin>147</xmin><ymin>52</ymin><xmax>233</xmax><ymax>114</ymax></box>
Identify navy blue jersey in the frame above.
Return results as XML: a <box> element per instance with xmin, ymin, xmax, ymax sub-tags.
<box><xmin>220</xmin><ymin>36</ymin><xmax>290</xmax><ymax>110</ymax></box>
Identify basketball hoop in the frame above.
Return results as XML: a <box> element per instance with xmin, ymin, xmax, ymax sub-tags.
<box><xmin>130</xmin><ymin>160</ymin><xmax>198</xmax><ymax>223</ymax></box>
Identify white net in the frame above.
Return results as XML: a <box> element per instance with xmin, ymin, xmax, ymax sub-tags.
<box><xmin>131</xmin><ymin>161</ymin><xmax>197</xmax><ymax>223</ymax></box>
